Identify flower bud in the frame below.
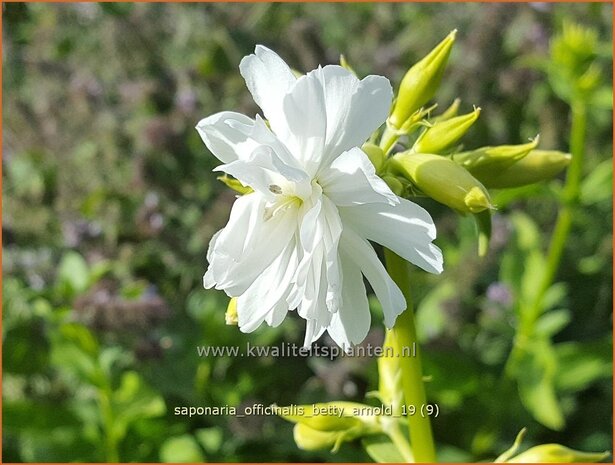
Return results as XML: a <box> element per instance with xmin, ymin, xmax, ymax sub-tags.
<box><xmin>281</xmin><ymin>402</ymin><xmax>381</xmax><ymax>452</ymax></box>
<box><xmin>281</xmin><ymin>402</ymin><xmax>377</xmax><ymax>431</ymax></box>
<box><xmin>361</xmin><ymin>142</ymin><xmax>385</xmax><ymax>172</ymax></box>
<box><xmin>225</xmin><ymin>298</ymin><xmax>238</xmax><ymax>325</ymax></box>
<box><xmin>381</xmin><ymin>175</ymin><xmax>405</xmax><ymax>196</ymax></box>
<box><xmin>389</xmin><ymin>30</ymin><xmax>457</xmax><ymax>129</ymax></box>
<box><xmin>293</xmin><ymin>423</ymin><xmax>342</xmax><ymax>451</ymax></box>
<box><xmin>507</xmin><ymin>444</ymin><xmax>609</xmax><ymax>463</ymax></box>
<box><xmin>473</xmin><ymin>150</ymin><xmax>571</xmax><ymax>189</ymax></box>
<box><xmin>391</xmin><ymin>152</ymin><xmax>493</xmax><ymax>213</ymax></box>
<box><xmin>413</xmin><ymin>107</ymin><xmax>481</xmax><ymax>154</ymax></box>
<box><xmin>432</xmin><ymin>98</ymin><xmax>461</xmax><ymax>123</ymax></box>
<box><xmin>452</xmin><ymin>137</ymin><xmax>539</xmax><ymax>179</ymax></box>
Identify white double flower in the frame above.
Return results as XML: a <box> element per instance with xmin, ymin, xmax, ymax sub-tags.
<box><xmin>198</xmin><ymin>46</ymin><xmax>443</xmax><ymax>348</ymax></box>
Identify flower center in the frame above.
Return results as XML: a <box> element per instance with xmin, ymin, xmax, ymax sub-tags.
<box><xmin>264</xmin><ymin>185</ymin><xmax>303</xmax><ymax>221</ymax></box>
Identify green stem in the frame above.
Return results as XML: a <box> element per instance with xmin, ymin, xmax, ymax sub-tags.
<box><xmin>386</xmin><ymin>420</ymin><xmax>415</xmax><ymax>462</ymax></box>
<box><xmin>380</xmin><ymin>126</ymin><xmax>400</xmax><ymax>155</ymax></box>
<box><xmin>385</xmin><ymin>248</ymin><xmax>436</xmax><ymax>463</ymax></box>
<box><xmin>506</xmin><ymin>100</ymin><xmax>587</xmax><ymax>375</ymax></box>
<box><xmin>99</xmin><ymin>383</ymin><xmax>120</xmax><ymax>462</ymax></box>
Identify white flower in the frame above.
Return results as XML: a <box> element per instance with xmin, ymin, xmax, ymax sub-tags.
<box><xmin>197</xmin><ymin>46</ymin><xmax>443</xmax><ymax>348</ymax></box>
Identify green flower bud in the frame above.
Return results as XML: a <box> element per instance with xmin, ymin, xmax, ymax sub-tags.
<box><xmin>362</xmin><ymin>142</ymin><xmax>385</xmax><ymax>172</ymax></box>
<box><xmin>390</xmin><ymin>152</ymin><xmax>493</xmax><ymax>214</ymax></box>
<box><xmin>432</xmin><ymin>98</ymin><xmax>461</xmax><ymax>123</ymax></box>
<box><xmin>389</xmin><ymin>30</ymin><xmax>457</xmax><ymax>129</ymax></box>
<box><xmin>507</xmin><ymin>444</ymin><xmax>609</xmax><ymax>463</ymax></box>
<box><xmin>225</xmin><ymin>298</ymin><xmax>238</xmax><ymax>325</ymax></box>
<box><xmin>413</xmin><ymin>107</ymin><xmax>481</xmax><ymax>154</ymax></box>
<box><xmin>281</xmin><ymin>402</ymin><xmax>379</xmax><ymax>431</ymax></box>
<box><xmin>293</xmin><ymin>423</ymin><xmax>341</xmax><ymax>451</ymax></box>
<box><xmin>381</xmin><ymin>175</ymin><xmax>405</xmax><ymax>196</ymax></box>
<box><xmin>452</xmin><ymin>137</ymin><xmax>539</xmax><ymax>179</ymax></box>
<box><xmin>281</xmin><ymin>402</ymin><xmax>382</xmax><ymax>452</ymax></box>
<box><xmin>473</xmin><ymin>150</ymin><xmax>571</xmax><ymax>189</ymax></box>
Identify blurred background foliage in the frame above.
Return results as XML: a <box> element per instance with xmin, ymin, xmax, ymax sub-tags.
<box><xmin>2</xmin><ymin>2</ymin><xmax>612</xmax><ymax>462</ymax></box>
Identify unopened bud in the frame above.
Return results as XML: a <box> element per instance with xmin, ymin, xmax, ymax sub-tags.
<box><xmin>452</xmin><ymin>137</ymin><xmax>539</xmax><ymax>179</ymax></box>
<box><xmin>474</xmin><ymin>150</ymin><xmax>571</xmax><ymax>189</ymax></box>
<box><xmin>391</xmin><ymin>152</ymin><xmax>493</xmax><ymax>213</ymax></box>
<box><xmin>413</xmin><ymin>107</ymin><xmax>481</xmax><ymax>154</ymax></box>
<box><xmin>362</xmin><ymin>143</ymin><xmax>385</xmax><ymax>172</ymax></box>
<box><xmin>507</xmin><ymin>444</ymin><xmax>609</xmax><ymax>463</ymax></box>
<box><xmin>381</xmin><ymin>175</ymin><xmax>405</xmax><ymax>196</ymax></box>
<box><xmin>293</xmin><ymin>423</ymin><xmax>341</xmax><ymax>451</ymax></box>
<box><xmin>281</xmin><ymin>402</ymin><xmax>381</xmax><ymax>452</ymax></box>
<box><xmin>225</xmin><ymin>298</ymin><xmax>238</xmax><ymax>325</ymax></box>
<box><xmin>389</xmin><ymin>30</ymin><xmax>456</xmax><ymax>129</ymax></box>
<box><xmin>432</xmin><ymin>98</ymin><xmax>461</xmax><ymax>123</ymax></box>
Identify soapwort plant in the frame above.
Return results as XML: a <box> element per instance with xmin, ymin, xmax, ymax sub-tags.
<box><xmin>199</xmin><ymin>25</ymin><xmax>611</xmax><ymax>463</ymax></box>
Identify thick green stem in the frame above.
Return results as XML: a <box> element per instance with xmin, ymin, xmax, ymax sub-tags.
<box><xmin>380</xmin><ymin>126</ymin><xmax>400</xmax><ymax>155</ymax></box>
<box><xmin>506</xmin><ymin>100</ymin><xmax>586</xmax><ymax>374</ymax></box>
<box><xmin>385</xmin><ymin>248</ymin><xmax>436</xmax><ymax>463</ymax></box>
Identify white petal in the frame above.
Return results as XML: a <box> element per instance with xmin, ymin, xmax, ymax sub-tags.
<box><xmin>265</xmin><ymin>298</ymin><xmax>290</xmax><ymax>327</ymax></box>
<box><xmin>340</xmin><ymin>199</ymin><xmax>443</xmax><ymax>274</ymax></box>
<box><xmin>317</xmin><ymin>66</ymin><xmax>393</xmax><ymax>168</ymax></box>
<box><xmin>319</xmin><ymin>147</ymin><xmax>399</xmax><ymax>207</ymax></box>
<box><xmin>237</xmin><ymin>239</ymin><xmax>298</xmax><ymax>333</ymax></box>
<box><xmin>239</xmin><ymin>45</ymin><xmax>296</xmax><ymax>139</ymax></box>
<box><xmin>291</xmin><ymin>191</ymin><xmax>343</xmax><ymax>315</ymax></box>
<box><xmin>214</xmin><ymin>145</ymin><xmax>308</xmax><ymax>199</ymax></box>
<box><xmin>205</xmin><ymin>193</ymin><xmax>297</xmax><ymax>296</ymax></box>
<box><xmin>327</xmin><ymin>251</ymin><xmax>370</xmax><ymax>349</ymax></box>
<box><xmin>340</xmin><ymin>227</ymin><xmax>406</xmax><ymax>328</ymax></box>
<box><xmin>280</xmin><ymin>69</ymin><xmax>327</xmax><ymax>175</ymax></box>
<box><xmin>196</xmin><ymin>111</ymin><xmax>258</xmax><ymax>163</ymax></box>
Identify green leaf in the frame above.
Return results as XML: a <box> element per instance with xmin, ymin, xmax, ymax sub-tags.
<box><xmin>555</xmin><ymin>339</ymin><xmax>612</xmax><ymax>392</ymax></box>
<box><xmin>535</xmin><ymin>309</ymin><xmax>571</xmax><ymax>338</ymax></box>
<box><xmin>362</xmin><ymin>434</ymin><xmax>407</xmax><ymax>463</ymax></box>
<box><xmin>113</xmin><ymin>371</ymin><xmax>166</xmax><ymax>441</ymax></box>
<box><xmin>580</xmin><ymin>158</ymin><xmax>612</xmax><ymax>205</ymax></box>
<box><xmin>516</xmin><ymin>338</ymin><xmax>565</xmax><ymax>430</ymax></box>
<box><xmin>160</xmin><ymin>435</ymin><xmax>205</xmax><ymax>463</ymax></box>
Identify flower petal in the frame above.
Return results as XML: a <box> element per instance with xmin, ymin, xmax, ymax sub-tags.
<box><xmin>239</xmin><ymin>45</ymin><xmax>297</xmax><ymax>139</ymax></box>
<box><xmin>317</xmin><ymin>66</ymin><xmax>393</xmax><ymax>168</ymax></box>
<box><xmin>340</xmin><ymin>227</ymin><xmax>406</xmax><ymax>328</ymax></box>
<box><xmin>290</xmin><ymin>188</ymin><xmax>343</xmax><ymax>315</ymax></box>
<box><xmin>204</xmin><ymin>193</ymin><xmax>297</xmax><ymax>296</ymax></box>
<box><xmin>319</xmin><ymin>147</ymin><xmax>399</xmax><ymax>207</ymax></box>
<box><xmin>280</xmin><ymin>69</ymin><xmax>328</xmax><ymax>176</ymax></box>
<box><xmin>214</xmin><ymin>136</ymin><xmax>309</xmax><ymax>199</ymax></box>
<box><xmin>340</xmin><ymin>199</ymin><xmax>443</xmax><ymax>274</ymax></box>
<box><xmin>196</xmin><ymin>111</ymin><xmax>258</xmax><ymax>163</ymax></box>
<box><xmin>237</xmin><ymin>239</ymin><xmax>298</xmax><ymax>333</ymax></box>
<box><xmin>326</xmin><ymin>251</ymin><xmax>371</xmax><ymax>349</ymax></box>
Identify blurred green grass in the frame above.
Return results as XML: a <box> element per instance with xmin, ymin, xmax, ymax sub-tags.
<box><xmin>2</xmin><ymin>3</ymin><xmax>612</xmax><ymax>462</ymax></box>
